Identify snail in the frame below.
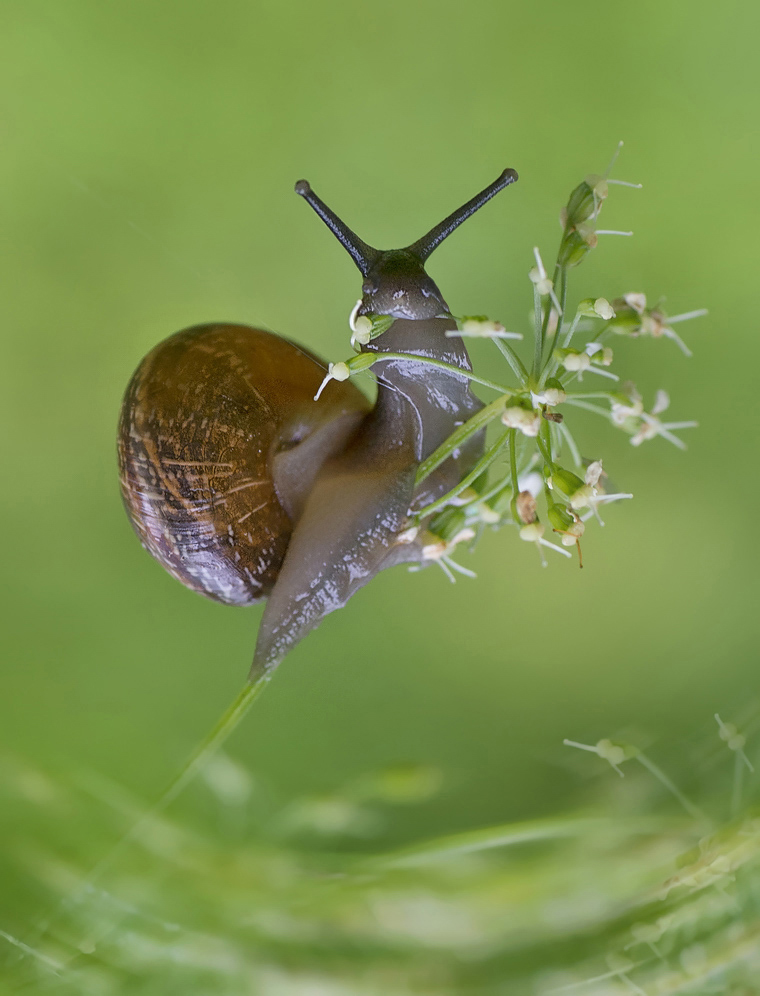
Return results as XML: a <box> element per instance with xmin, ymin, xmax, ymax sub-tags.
<box><xmin>118</xmin><ymin>168</ymin><xmax>518</xmax><ymax>679</ymax></box>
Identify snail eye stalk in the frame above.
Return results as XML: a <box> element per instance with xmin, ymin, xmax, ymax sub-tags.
<box><xmin>294</xmin><ymin>179</ymin><xmax>379</xmax><ymax>277</ymax></box>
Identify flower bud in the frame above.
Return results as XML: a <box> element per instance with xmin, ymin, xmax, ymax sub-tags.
<box><xmin>346</xmin><ymin>352</ymin><xmax>380</xmax><ymax>374</ymax></box>
<box><xmin>557</xmin><ymin>229</ymin><xmax>593</xmax><ymax>269</ymax></box>
<box><xmin>562</xmin><ymin>177</ymin><xmax>606</xmax><ymax>229</ymax></box>
<box><xmin>579</xmin><ymin>297</ymin><xmax>615</xmax><ymax>319</ymax></box>
<box><xmin>460</xmin><ymin>316</ymin><xmax>506</xmax><ymax>337</ymax></box>
<box><xmin>550</xmin><ymin>467</ymin><xmax>593</xmax><ymax>509</ymax></box>
<box><xmin>575</xmin><ymin>222</ymin><xmax>598</xmax><ymax>249</ymax></box>
<box><xmin>547</xmin><ymin>501</ymin><xmax>574</xmax><ymax>533</ymax></box>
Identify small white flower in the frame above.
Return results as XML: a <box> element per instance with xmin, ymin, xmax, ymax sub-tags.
<box><xmin>531</xmin><ymin>386</ymin><xmax>567</xmax><ymax>407</ymax></box>
<box><xmin>419</xmin><ymin>528</ymin><xmax>477</xmax><ymax>584</ymax></box>
<box><xmin>519</xmin><ymin>521</ymin><xmax>572</xmax><ymax>566</ymax></box>
<box><xmin>517</xmin><ymin>470</ymin><xmax>543</xmax><ymax>498</ymax></box>
<box><xmin>585</xmin><ymin>460</ymin><xmax>604</xmax><ymax>488</ymax></box>
<box><xmin>715</xmin><ymin>714</ymin><xmax>755</xmax><ymax>772</ymax></box>
<box><xmin>447</xmin><ymin>317</ymin><xmax>522</xmax><ymax>341</ymax></box>
<box><xmin>528</xmin><ymin>266</ymin><xmax>553</xmax><ymax>297</ymax></box>
<box><xmin>567</xmin><ymin>485</ymin><xmax>593</xmax><ymax>511</ymax></box>
<box><xmin>501</xmin><ymin>406</ymin><xmax>541</xmax><ymax>437</ymax></box>
<box><xmin>611</xmin><ymin>386</ymin><xmax>644</xmax><ymax>425</ymax></box>
<box><xmin>559</xmin><ymin>518</ymin><xmax>585</xmax><ymax>547</ymax></box>
<box><xmin>529</xmin><ymin>247</ymin><xmax>562</xmax><ymax>314</ymax></box>
<box><xmin>351</xmin><ymin>316</ymin><xmax>373</xmax><ymax>347</ymax></box>
<box><xmin>475</xmin><ymin>503</ymin><xmax>500</xmax><ymax>525</ymax></box>
<box><xmin>577</xmin><ymin>458</ymin><xmax>634</xmax><ymax>525</ymax></box>
<box><xmin>519</xmin><ymin>522</ymin><xmax>544</xmax><ymax>543</ymax></box>
<box><xmin>619</xmin><ymin>293</ymin><xmax>700</xmax><ymax>357</ymax></box>
<box><xmin>348</xmin><ymin>298</ymin><xmax>363</xmax><ymax>332</ymax></box>
<box><xmin>396</xmin><ymin>526</ymin><xmax>419</xmax><ymax>545</ymax></box>
<box><xmin>563</xmin><ymin>737</ymin><xmax>631</xmax><ymax>777</ymax></box>
<box><xmin>593</xmin><ymin>297</ymin><xmax>616</xmax><ymax>320</ymax></box>
<box><xmin>624</xmin><ymin>291</ymin><xmax>647</xmax><ymax>314</ymax></box>
<box><xmin>314</xmin><ymin>361</ymin><xmax>351</xmax><ymax>401</ymax></box>
<box><xmin>628</xmin><ymin>390</ymin><xmax>698</xmax><ymax>450</ymax></box>
<box><xmin>562</xmin><ymin>351</ymin><xmax>591</xmax><ymax>374</ymax></box>
<box><xmin>330</xmin><ymin>361</ymin><xmax>350</xmax><ymax>382</ymax></box>
<box><xmin>461</xmin><ymin>318</ymin><xmax>504</xmax><ymax>337</ymax></box>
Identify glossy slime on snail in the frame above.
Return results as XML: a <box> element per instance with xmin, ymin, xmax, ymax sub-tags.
<box><xmin>118</xmin><ymin>169</ymin><xmax>518</xmax><ymax>678</ymax></box>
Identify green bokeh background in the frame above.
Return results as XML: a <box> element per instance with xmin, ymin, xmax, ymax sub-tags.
<box><xmin>1</xmin><ymin>0</ymin><xmax>757</xmax><ymax>917</ymax></box>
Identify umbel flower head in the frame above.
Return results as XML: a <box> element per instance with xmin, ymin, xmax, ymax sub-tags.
<box><xmin>318</xmin><ymin>147</ymin><xmax>703</xmax><ymax>576</ymax></box>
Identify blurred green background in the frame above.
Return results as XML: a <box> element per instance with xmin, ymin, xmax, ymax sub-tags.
<box><xmin>1</xmin><ymin>0</ymin><xmax>758</xmax><ymax>926</ymax></box>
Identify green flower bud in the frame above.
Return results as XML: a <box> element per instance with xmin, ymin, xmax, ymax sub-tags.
<box><xmin>550</xmin><ymin>467</ymin><xmax>586</xmax><ymax>499</ymax></box>
<box><xmin>547</xmin><ymin>501</ymin><xmax>574</xmax><ymax>532</ymax></box>
<box><xmin>346</xmin><ymin>352</ymin><xmax>379</xmax><ymax>374</ymax></box>
<box><xmin>562</xmin><ymin>177</ymin><xmax>606</xmax><ymax>229</ymax></box>
<box><xmin>557</xmin><ymin>229</ymin><xmax>593</xmax><ymax>268</ymax></box>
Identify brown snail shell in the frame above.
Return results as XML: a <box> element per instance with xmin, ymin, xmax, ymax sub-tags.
<box><xmin>118</xmin><ymin>322</ymin><xmax>369</xmax><ymax>607</ymax></box>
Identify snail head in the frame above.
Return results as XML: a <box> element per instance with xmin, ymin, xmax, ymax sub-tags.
<box><xmin>294</xmin><ymin>169</ymin><xmax>518</xmax><ymax>321</ymax></box>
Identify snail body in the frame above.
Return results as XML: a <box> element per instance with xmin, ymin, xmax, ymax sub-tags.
<box><xmin>118</xmin><ymin>169</ymin><xmax>518</xmax><ymax>676</ymax></box>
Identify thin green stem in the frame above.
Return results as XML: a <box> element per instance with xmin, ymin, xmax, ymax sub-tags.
<box><xmin>158</xmin><ymin>678</ymin><xmax>268</xmax><ymax>810</ymax></box>
<box><xmin>558</xmin><ymin>421</ymin><xmax>582</xmax><ymax>469</ymax></box>
<box><xmin>368</xmin><ymin>352</ymin><xmax>514</xmax><ymax>395</ymax></box>
<box><xmin>560</xmin><ymin>308</ymin><xmax>584</xmax><ymax>350</ymax></box>
<box><xmin>539</xmin><ymin>265</ymin><xmax>568</xmax><ymax>381</ymax></box>
<box><xmin>540</xmin><ymin>418</ymin><xmax>553</xmax><ymax>465</ymax></box>
<box><xmin>731</xmin><ymin>750</ymin><xmax>745</xmax><ymax>819</ymax></box>
<box><xmin>493</xmin><ymin>336</ymin><xmax>529</xmax><ymax>382</ymax></box>
<box><xmin>509</xmin><ymin>429</ymin><xmax>519</xmax><ymax>522</ymax></box>
<box><xmin>26</xmin><ymin>675</ymin><xmax>269</xmax><ymax>953</ymax></box>
<box><xmin>532</xmin><ymin>285</ymin><xmax>543</xmax><ymax>379</ymax></box>
<box><xmin>562</xmin><ymin>398</ymin><xmax>612</xmax><ymax>419</ymax></box>
<box><xmin>94</xmin><ymin>678</ymin><xmax>268</xmax><ymax>875</ymax></box>
<box><xmin>535</xmin><ymin>423</ymin><xmax>553</xmax><ymax>466</ymax></box>
<box><xmin>415</xmin><ymin>431</ymin><xmax>509</xmax><ymax>520</ymax></box>
<box><xmin>415</xmin><ymin>396</ymin><xmax>509</xmax><ymax>486</ymax></box>
<box><xmin>566</xmin><ymin>391</ymin><xmax>616</xmax><ymax>400</ymax></box>
<box><xmin>634</xmin><ymin>752</ymin><xmax>707</xmax><ymax>825</ymax></box>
